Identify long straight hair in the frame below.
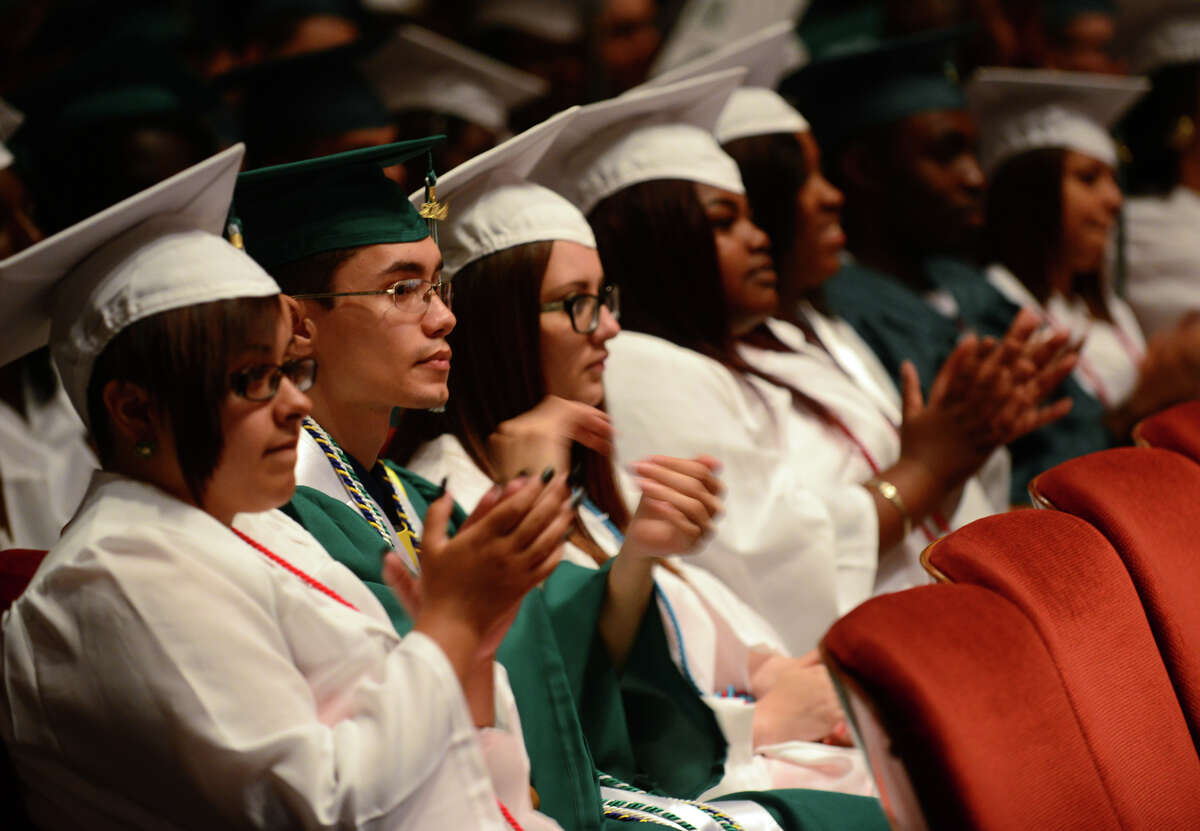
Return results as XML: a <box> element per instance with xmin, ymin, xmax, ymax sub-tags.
<box><xmin>390</xmin><ymin>241</ymin><xmax>632</xmax><ymax>531</ymax></box>
<box><xmin>985</xmin><ymin>147</ymin><xmax>1070</xmax><ymax>304</ymax></box>
<box><xmin>587</xmin><ymin>178</ymin><xmax>840</xmax><ymax>424</ymax></box>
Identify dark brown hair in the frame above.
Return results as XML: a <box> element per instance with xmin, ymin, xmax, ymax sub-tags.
<box><xmin>268</xmin><ymin>246</ymin><xmax>363</xmax><ymax>307</ymax></box>
<box><xmin>722</xmin><ymin>132</ymin><xmax>809</xmax><ymax>289</ymax></box>
<box><xmin>86</xmin><ymin>294</ymin><xmax>282</xmax><ymax>505</ymax></box>
<box><xmin>588</xmin><ymin>178</ymin><xmax>840</xmax><ymax>423</ymax></box>
<box><xmin>984</xmin><ymin>147</ymin><xmax>1065</xmax><ymax>302</ymax></box>
<box><xmin>391</xmin><ymin>240</ymin><xmax>632</xmax><ymax>531</ymax></box>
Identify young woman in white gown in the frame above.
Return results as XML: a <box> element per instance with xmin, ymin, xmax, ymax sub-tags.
<box><xmin>0</xmin><ymin>146</ymin><xmax>568</xmax><ymax>831</ymax></box>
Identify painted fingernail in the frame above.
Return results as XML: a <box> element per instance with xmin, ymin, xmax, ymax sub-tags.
<box><xmin>437</xmin><ymin>476</ymin><xmax>448</xmax><ymax>499</ymax></box>
<box><xmin>541</xmin><ymin>466</ymin><xmax>556</xmax><ymax>484</ymax></box>
<box><xmin>569</xmin><ymin>486</ymin><xmax>585</xmax><ymax>509</ymax></box>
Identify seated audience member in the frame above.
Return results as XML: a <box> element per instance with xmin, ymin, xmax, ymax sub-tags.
<box><xmin>970</xmin><ymin>67</ymin><xmax>1199</xmax><ymax>437</ymax></box>
<box><xmin>234</xmin><ymin>129</ymin><xmax>890</xmax><ymax>829</ymax></box>
<box><xmin>362</xmin><ymin>25</ymin><xmax>549</xmax><ymax>173</ymax></box>
<box><xmin>0</xmin><ymin>145</ymin><xmax>561</xmax><ymax>829</ymax></box>
<box><xmin>225</xmin><ymin>42</ymin><xmax>400</xmax><ymax>169</ymax></box>
<box><xmin>1042</xmin><ymin>0</ymin><xmax>1124</xmax><ymax>74</ymax></box>
<box><xmin>396</xmin><ymin>112</ymin><xmax>876</xmax><ymax>798</ymax></box>
<box><xmin>0</xmin><ymin>117</ymin><xmax>97</xmax><ymax>549</ymax></box>
<box><xmin>1119</xmin><ymin>4</ymin><xmax>1200</xmax><ymax>337</ymax></box>
<box><xmin>654</xmin><ymin>26</ymin><xmax>1062</xmax><ymax>594</ymax></box>
<box><xmin>531</xmin><ymin>70</ymin><xmax>1064</xmax><ymax>655</ymax></box>
<box><xmin>783</xmin><ymin>31</ymin><xmax>1110</xmax><ymax>501</ymax></box>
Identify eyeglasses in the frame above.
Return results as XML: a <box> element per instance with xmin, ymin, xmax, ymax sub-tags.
<box><xmin>292</xmin><ymin>278</ymin><xmax>453</xmax><ymax>316</ymax></box>
<box><xmin>540</xmin><ymin>283</ymin><xmax>620</xmax><ymax>334</ymax></box>
<box><xmin>230</xmin><ymin>357</ymin><xmax>318</xmax><ymax>401</ymax></box>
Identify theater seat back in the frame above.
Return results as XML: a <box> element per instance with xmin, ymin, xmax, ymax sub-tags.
<box><xmin>1133</xmin><ymin>400</ymin><xmax>1200</xmax><ymax>459</ymax></box>
<box><xmin>923</xmin><ymin>508</ymin><xmax>1200</xmax><ymax>828</ymax></box>
<box><xmin>823</xmin><ymin>584</ymin><xmax>1121</xmax><ymax>831</ymax></box>
<box><xmin>1031</xmin><ymin>447</ymin><xmax>1200</xmax><ymax>751</ymax></box>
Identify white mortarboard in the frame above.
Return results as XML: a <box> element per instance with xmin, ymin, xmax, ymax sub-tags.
<box><xmin>1115</xmin><ymin>0</ymin><xmax>1200</xmax><ymax>74</ymax></box>
<box><xmin>646</xmin><ymin>22</ymin><xmax>810</xmax><ymax>144</ymax></box>
<box><xmin>473</xmin><ymin>0</ymin><xmax>583</xmax><ymax>44</ymax></box>
<box><xmin>967</xmin><ymin>67</ymin><xmax>1149</xmax><ymax>174</ymax></box>
<box><xmin>361</xmin><ymin>25</ymin><xmax>549</xmax><ymax>135</ymax></box>
<box><xmin>411</xmin><ymin>107</ymin><xmax>593</xmax><ymax>277</ymax></box>
<box><xmin>649</xmin><ymin>0</ymin><xmax>810</xmax><ymax>78</ymax></box>
<box><xmin>530</xmin><ymin>68</ymin><xmax>748</xmax><ymax>217</ymax></box>
<box><xmin>0</xmin><ymin>144</ymin><xmax>279</xmax><ymax>425</ymax></box>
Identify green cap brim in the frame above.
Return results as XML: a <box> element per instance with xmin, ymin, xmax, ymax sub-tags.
<box><xmin>234</xmin><ymin>135</ymin><xmax>445</xmax><ymax>270</ymax></box>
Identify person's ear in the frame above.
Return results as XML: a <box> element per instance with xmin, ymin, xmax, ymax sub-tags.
<box><xmin>284</xmin><ymin>295</ymin><xmax>318</xmax><ymax>358</ymax></box>
<box><xmin>102</xmin><ymin>380</ymin><xmax>157</xmax><ymax>446</ymax></box>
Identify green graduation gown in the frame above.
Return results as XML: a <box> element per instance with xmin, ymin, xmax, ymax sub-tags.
<box><xmin>824</xmin><ymin>258</ymin><xmax>1114</xmax><ymax>503</ymax></box>
<box><xmin>283</xmin><ymin>464</ymin><xmax>888</xmax><ymax>830</ymax></box>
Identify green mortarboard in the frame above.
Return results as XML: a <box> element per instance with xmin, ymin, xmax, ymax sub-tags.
<box><xmin>219</xmin><ymin>41</ymin><xmax>392</xmax><ymax>164</ymax></box>
<box><xmin>233</xmin><ymin>136</ymin><xmax>446</xmax><ymax>271</ymax></box>
<box><xmin>10</xmin><ymin>36</ymin><xmax>217</xmax><ymax>134</ymax></box>
<box><xmin>780</xmin><ymin>27</ymin><xmax>969</xmax><ymax>154</ymax></box>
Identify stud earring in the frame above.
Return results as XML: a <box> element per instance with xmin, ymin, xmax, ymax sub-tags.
<box><xmin>133</xmin><ymin>440</ymin><xmax>157</xmax><ymax>458</ymax></box>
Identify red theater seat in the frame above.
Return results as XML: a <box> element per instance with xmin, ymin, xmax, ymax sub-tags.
<box><xmin>1133</xmin><ymin>400</ymin><xmax>1200</xmax><ymax>460</ymax></box>
<box><xmin>1031</xmin><ymin>447</ymin><xmax>1200</xmax><ymax>752</ymax></box>
<box><xmin>0</xmin><ymin>548</ymin><xmax>46</xmax><ymax>611</ymax></box>
<box><xmin>822</xmin><ymin>584</ymin><xmax>1122</xmax><ymax>831</ymax></box>
<box><xmin>922</xmin><ymin>509</ymin><xmax>1200</xmax><ymax>827</ymax></box>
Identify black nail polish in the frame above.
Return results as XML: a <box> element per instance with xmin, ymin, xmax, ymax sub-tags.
<box><xmin>437</xmin><ymin>476</ymin><xmax>448</xmax><ymax>499</ymax></box>
<box><xmin>541</xmin><ymin>466</ymin><xmax>556</xmax><ymax>484</ymax></box>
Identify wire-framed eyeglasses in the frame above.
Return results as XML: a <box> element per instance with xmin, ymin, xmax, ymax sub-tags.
<box><xmin>539</xmin><ymin>283</ymin><xmax>620</xmax><ymax>334</ymax></box>
<box><xmin>230</xmin><ymin>357</ymin><xmax>318</xmax><ymax>401</ymax></box>
<box><xmin>292</xmin><ymin>278</ymin><xmax>452</xmax><ymax>316</ymax></box>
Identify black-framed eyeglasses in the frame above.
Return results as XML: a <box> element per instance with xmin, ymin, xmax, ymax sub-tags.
<box><xmin>230</xmin><ymin>357</ymin><xmax>318</xmax><ymax>401</ymax></box>
<box><xmin>540</xmin><ymin>283</ymin><xmax>620</xmax><ymax>334</ymax></box>
<box><xmin>292</xmin><ymin>278</ymin><xmax>452</xmax><ymax>316</ymax></box>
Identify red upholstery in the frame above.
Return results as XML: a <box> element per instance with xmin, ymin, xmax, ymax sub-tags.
<box><xmin>0</xmin><ymin>548</ymin><xmax>47</xmax><ymax>611</ymax></box>
<box><xmin>1133</xmin><ymin>401</ymin><xmax>1200</xmax><ymax>459</ymax></box>
<box><xmin>823</xmin><ymin>584</ymin><xmax>1121</xmax><ymax>831</ymax></box>
<box><xmin>923</xmin><ymin>508</ymin><xmax>1200</xmax><ymax>827</ymax></box>
<box><xmin>1031</xmin><ymin>447</ymin><xmax>1200</xmax><ymax>751</ymax></box>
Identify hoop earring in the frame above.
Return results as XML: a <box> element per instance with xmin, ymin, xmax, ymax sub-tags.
<box><xmin>133</xmin><ymin>440</ymin><xmax>157</xmax><ymax>459</ymax></box>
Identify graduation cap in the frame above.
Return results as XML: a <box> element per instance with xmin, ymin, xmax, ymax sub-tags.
<box><xmin>650</xmin><ymin>0</ymin><xmax>809</xmax><ymax>79</ymax></box>
<box><xmin>0</xmin><ymin>144</ymin><xmax>278</xmax><ymax>425</ymax></box>
<box><xmin>1115</xmin><ymin>0</ymin><xmax>1200</xmax><ymax>74</ymax></box>
<box><xmin>411</xmin><ymin>107</ymin><xmax>592</xmax><ymax>277</ymax></box>
<box><xmin>234</xmin><ymin>135</ymin><xmax>446</xmax><ymax>271</ymax></box>
<box><xmin>967</xmin><ymin>67</ymin><xmax>1149</xmax><ymax>174</ymax></box>
<box><xmin>780</xmin><ymin>27</ymin><xmax>970</xmax><ymax>155</ymax></box>
<box><xmin>529</xmin><ymin>68</ymin><xmax>747</xmax><ymax>216</ymax></box>
<box><xmin>220</xmin><ymin>41</ymin><xmax>393</xmax><ymax>164</ymax></box>
<box><xmin>10</xmin><ymin>36</ymin><xmax>218</xmax><ymax>135</ymax></box>
<box><xmin>361</xmin><ymin>24</ymin><xmax>548</xmax><ymax>136</ymax></box>
<box><xmin>646</xmin><ymin>22</ymin><xmax>810</xmax><ymax>144</ymax></box>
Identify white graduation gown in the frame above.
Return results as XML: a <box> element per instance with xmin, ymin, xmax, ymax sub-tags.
<box><xmin>1125</xmin><ymin>187</ymin><xmax>1200</xmax><ymax>338</ymax></box>
<box><xmin>0</xmin><ymin>471</ymin><xmax>557</xmax><ymax>831</ymax></box>
<box><xmin>0</xmin><ymin>377</ymin><xmax>98</xmax><ymax>550</ymax></box>
<box><xmin>986</xmin><ymin>263</ymin><xmax>1146</xmax><ymax>409</ymax></box>
<box><xmin>742</xmin><ymin>315</ymin><xmax>1011</xmax><ymax>594</ymax></box>
<box><xmin>408</xmin><ymin>433</ymin><xmax>875</xmax><ymax>799</ymax></box>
